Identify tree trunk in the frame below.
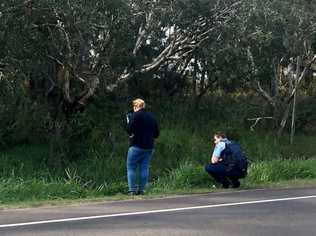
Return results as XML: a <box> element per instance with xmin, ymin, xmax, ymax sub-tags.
<box><xmin>277</xmin><ymin>104</ymin><xmax>291</xmax><ymax>136</ymax></box>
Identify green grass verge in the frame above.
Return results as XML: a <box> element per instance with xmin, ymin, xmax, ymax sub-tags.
<box><xmin>1</xmin><ymin>158</ymin><xmax>316</xmax><ymax>209</ymax></box>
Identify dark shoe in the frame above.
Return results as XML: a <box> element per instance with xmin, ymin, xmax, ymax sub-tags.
<box><xmin>231</xmin><ymin>180</ymin><xmax>240</xmax><ymax>188</ymax></box>
<box><xmin>136</xmin><ymin>190</ymin><xmax>145</xmax><ymax>195</ymax></box>
<box><xmin>222</xmin><ymin>183</ymin><xmax>230</xmax><ymax>189</ymax></box>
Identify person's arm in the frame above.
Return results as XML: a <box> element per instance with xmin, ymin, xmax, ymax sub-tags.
<box><xmin>211</xmin><ymin>142</ymin><xmax>225</xmax><ymax>164</ymax></box>
<box><xmin>211</xmin><ymin>155</ymin><xmax>220</xmax><ymax>164</ymax></box>
<box><xmin>125</xmin><ymin>111</ymin><xmax>133</xmax><ymax>132</ymax></box>
<box><xmin>127</xmin><ymin>113</ymin><xmax>135</xmax><ymax>136</ymax></box>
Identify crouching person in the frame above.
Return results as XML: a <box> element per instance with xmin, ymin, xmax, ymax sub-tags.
<box><xmin>205</xmin><ymin>132</ymin><xmax>248</xmax><ymax>189</ymax></box>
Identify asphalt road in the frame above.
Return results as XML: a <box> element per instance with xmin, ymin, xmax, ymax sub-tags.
<box><xmin>1</xmin><ymin>187</ymin><xmax>316</xmax><ymax>236</ymax></box>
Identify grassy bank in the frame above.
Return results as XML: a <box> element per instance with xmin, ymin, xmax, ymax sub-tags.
<box><xmin>1</xmin><ymin>147</ymin><xmax>316</xmax><ymax>206</ymax></box>
<box><xmin>0</xmin><ymin>98</ymin><xmax>316</xmax><ymax>207</ymax></box>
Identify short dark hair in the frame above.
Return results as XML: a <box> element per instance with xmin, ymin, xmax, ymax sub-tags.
<box><xmin>214</xmin><ymin>131</ymin><xmax>226</xmax><ymax>139</ymax></box>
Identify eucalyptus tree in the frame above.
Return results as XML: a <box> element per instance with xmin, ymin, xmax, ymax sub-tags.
<box><xmin>0</xmin><ymin>1</ymin><xmax>130</xmax><ymax>117</ymax></box>
<box><xmin>0</xmin><ymin>0</ymin><xmax>241</xmax><ymax>116</ymax></box>
<box><xmin>237</xmin><ymin>0</ymin><xmax>316</xmax><ymax>134</ymax></box>
<box><xmin>110</xmin><ymin>0</ymin><xmax>242</xmax><ymax>97</ymax></box>
<box><xmin>158</xmin><ymin>0</ymin><xmax>249</xmax><ymax>105</ymax></box>
<box><xmin>188</xmin><ymin>13</ymin><xmax>249</xmax><ymax>104</ymax></box>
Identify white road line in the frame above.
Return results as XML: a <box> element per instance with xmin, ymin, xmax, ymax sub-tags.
<box><xmin>0</xmin><ymin>195</ymin><xmax>315</xmax><ymax>229</ymax></box>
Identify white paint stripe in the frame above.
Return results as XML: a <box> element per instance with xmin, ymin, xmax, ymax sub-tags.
<box><xmin>0</xmin><ymin>195</ymin><xmax>315</xmax><ymax>229</ymax></box>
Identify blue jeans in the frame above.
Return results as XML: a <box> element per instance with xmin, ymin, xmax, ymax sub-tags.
<box><xmin>127</xmin><ymin>146</ymin><xmax>153</xmax><ymax>193</ymax></box>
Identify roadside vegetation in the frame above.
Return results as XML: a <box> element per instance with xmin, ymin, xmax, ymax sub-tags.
<box><xmin>1</xmin><ymin>0</ymin><xmax>316</xmax><ymax>207</ymax></box>
<box><xmin>1</xmin><ymin>99</ymin><xmax>316</xmax><ymax>207</ymax></box>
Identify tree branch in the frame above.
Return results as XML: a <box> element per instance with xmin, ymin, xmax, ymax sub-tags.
<box><xmin>132</xmin><ymin>11</ymin><xmax>154</xmax><ymax>56</ymax></box>
<box><xmin>287</xmin><ymin>55</ymin><xmax>316</xmax><ymax>103</ymax></box>
<box><xmin>247</xmin><ymin>117</ymin><xmax>274</xmax><ymax>131</ymax></box>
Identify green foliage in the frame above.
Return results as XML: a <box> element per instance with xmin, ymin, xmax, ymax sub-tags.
<box><xmin>0</xmin><ymin>77</ymin><xmax>48</xmax><ymax>147</ymax></box>
<box><xmin>0</xmin><ymin>0</ymin><xmax>316</xmax><ymax>205</ymax></box>
<box><xmin>296</xmin><ymin>97</ymin><xmax>316</xmax><ymax>135</ymax></box>
<box><xmin>3</xmin><ymin>157</ymin><xmax>316</xmax><ymax>204</ymax></box>
<box><xmin>150</xmin><ymin>158</ymin><xmax>316</xmax><ymax>192</ymax></box>
<box><xmin>150</xmin><ymin>162</ymin><xmax>211</xmax><ymax>192</ymax></box>
<box><xmin>247</xmin><ymin>159</ymin><xmax>316</xmax><ymax>184</ymax></box>
<box><xmin>0</xmin><ymin>177</ymin><xmax>94</xmax><ymax>204</ymax></box>
<box><xmin>1</xmin><ymin>98</ymin><xmax>316</xmax><ymax>205</ymax></box>
<box><xmin>0</xmin><ymin>145</ymin><xmax>51</xmax><ymax>178</ymax></box>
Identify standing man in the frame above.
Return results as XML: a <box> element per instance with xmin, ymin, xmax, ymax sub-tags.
<box><xmin>126</xmin><ymin>98</ymin><xmax>159</xmax><ymax>195</ymax></box>
<box><xmin>205</xmin><ymin>132</ymin><xmax>242</xmax><ymax>188</ymax></box>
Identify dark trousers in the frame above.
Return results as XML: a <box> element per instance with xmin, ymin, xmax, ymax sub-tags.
<box><xmin>205</xmin><ymin>163</ymin><xmax>240</xmax><ymax>187</ymax></box>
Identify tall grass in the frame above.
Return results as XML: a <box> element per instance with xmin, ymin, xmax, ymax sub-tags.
<box><xmin>0</xmin><ymin>98</ymin><xmax>315</xmax><ymax>204</ymax></box>
<box><xmin>149</xmin><ymin>158</ymin><xmax>316</xmax><ymax>192</ymax></box>
<box><xmin>247</xmin><ymin>159</ymin><xmax>316</xmax><ymax>183</ymax></box>
<box><xmin>1</xmin><ymin>158</ymin><xmax>315</xmax><ymax>204</ymax></box>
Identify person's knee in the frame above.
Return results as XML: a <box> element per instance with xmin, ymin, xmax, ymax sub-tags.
<box><xmin>205</xmin><ymin>164</ymin><xmax>219</xmax><ymax>174</ymax></box>
<box><xmin>127</xmin><ymin>160</ymin><xmax>135</xmax><ymax>170</ymax></box>
<box><xmin>204</xmin><ymin>164</ymin><xmax>212</xmax><ymax>173</ymax></box>
<box><xmin>140</xmin><ymin>167</ymin><xmax>149</xmax><ymax>176</ymax></box>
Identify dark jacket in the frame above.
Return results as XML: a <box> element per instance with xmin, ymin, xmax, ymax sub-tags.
<box><xmin>127</xmin><ymin>109</ymin><xmax>159</xmax><ymax>149</ymax></box>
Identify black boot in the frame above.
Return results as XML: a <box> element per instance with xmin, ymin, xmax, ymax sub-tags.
<box><xmin>231</xmin><ymin>179</ymin><xmax>240</xmax><ymax>188</ymax></box>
